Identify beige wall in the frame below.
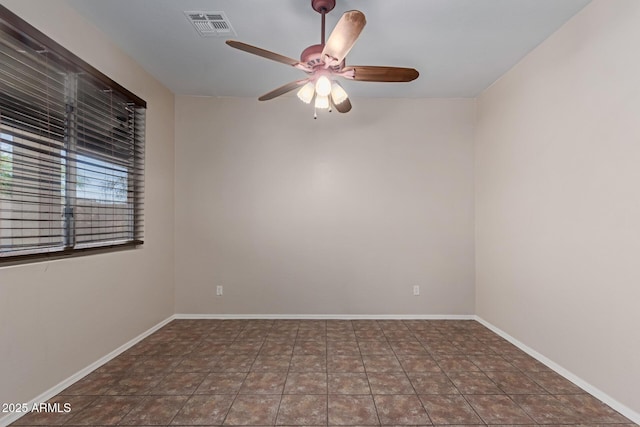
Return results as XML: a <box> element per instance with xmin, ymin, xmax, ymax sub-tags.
<box><xmin>476</xmin><ymin>0</ymin><xmax>640</xmax><ymax>414</ymax></box>
<box><xmin>0</xmin><ymin>0</ymin><xmax>175</xmax><ymax>406</ymax></box>
<box><xmin>175</xmin><ymin>96</ymin><xmax>476</xmax><ymax>315</ymax></box>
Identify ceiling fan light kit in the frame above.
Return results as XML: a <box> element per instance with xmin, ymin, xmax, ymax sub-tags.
<box><xmin>226</xmin><ymin>0</ymin><xmax>419</xmax><ymax>118</ymax></box>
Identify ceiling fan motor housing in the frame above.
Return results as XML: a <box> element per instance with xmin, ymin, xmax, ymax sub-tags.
<box><xmin>312</xmin><ymin>0</ymin><xmax>336</xmax><ymax>14</ymax></box>
<box><xmin>301</xmin><ymin>44</ymin><xmax>344</xmax><ymax>71</ymax></box>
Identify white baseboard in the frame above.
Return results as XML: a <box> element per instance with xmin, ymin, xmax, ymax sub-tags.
<box><xmin>174</xmin><ymin>313</ymin><xmax>476</xmax><ymax>320</ymax></box>
<box><xmin>475</xmin><ymin>316</ymin><xmax>640</xmax><ymax>425</ymax></box>
<box><xmin>0</xmin><ymin>315</ymin><xmax>176</xmax><ymax>427</ymax></box>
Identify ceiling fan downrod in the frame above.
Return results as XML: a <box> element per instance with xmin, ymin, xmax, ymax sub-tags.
<box><xmin>312</xmin><ymin>0</ymin><xmax>336</xmax><ymax>45</ymax></box>
<box><xmin>321</xmin><ymin>9</ymin><xmax>325</xmax><ymax>45</ymax></box>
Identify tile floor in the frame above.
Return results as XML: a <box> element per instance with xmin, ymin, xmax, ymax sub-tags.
<box><xmin>11</xmin><ymin>319</ymin><xmax>636</xmax><ymax>426</ymax></box>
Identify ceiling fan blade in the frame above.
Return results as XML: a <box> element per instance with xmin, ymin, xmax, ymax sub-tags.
<box><xmin>322</xmin><ymin>10</ymin><xmax>366</xmax><ymax>66</ymax></box>
<box><xmin>334</xmin><ymin>97</ymin><xmax>352</xmax><ymax>113</ymax></box>
<box><xmin>342</xmin><ymin>66</ymin><xmax>419</xmax><ymax>82</ymax></box>
<box><xmin>258</xmin><ymin>79</ymin><xmax>309</xmax><ymax>101</ymax></box>
<box><xmin>226</xmin><ymin>40</ymin><xmax>301</xmax><ymax>67</ymax></box>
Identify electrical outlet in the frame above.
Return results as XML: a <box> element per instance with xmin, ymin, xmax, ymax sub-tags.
<box><xmin>413</xmin><ymin>285</ymin><xmax>420</xmax><ymax>296</ymax></box>
<box><xmin>216</xmin><ymin>285</ymin><xmax>223</xmax><ymax>296</ymax></box>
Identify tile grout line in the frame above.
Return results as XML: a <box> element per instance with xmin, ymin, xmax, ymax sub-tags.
<box><xmin>465</xmin><ymin>340</ymin><xmax>541</xmax><ymax>425</ymax></box>
<box><xmin>430</xmin><ymin>348</ymin><xmax>483</xmax><ymax>426</ymax></box>
<box><xmin>213</xmin><ymin>322</ymin><xmax>257</xmax><ymax>426</ymax></box>
<box><xmin>165</xmin><ymin>325</ymin><xmax>215</xmax><ymax>426</ymax></box>
<box><xmin>468</xmin><ymin>331</ymin><xmax>573</xmax><ymax>425</ymax></box>
<box><xmin>325</xmin><ymin>322</ymin><xmax>329</xmax><ymax>427</ymax></box>
<box><xmin>431</xmin><ymin>335</ymin><xmax>491</xmax><ymax>426</ymax></box>
<box><xmin>361</xmin><ymin>322</ymin><xmax>383</xmax><ymax>427</ymax></box>
<box><xmin>456</xmin><ymin>333</ymin><xmax>509</xmax><ymax>426</ymax></box>
<box><xmin>393</xmin><ymin>319</ymin><xmax>435</xmax><ymax>426</ymax></box>
<box><xmin>271</xmin><ymin>321</ymin><xmax>298</xmax><ymax>426</ymax></box>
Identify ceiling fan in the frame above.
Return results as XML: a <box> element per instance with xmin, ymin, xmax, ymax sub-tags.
<box><xmin>226</xmin><ymin>0</ymin><xmax>419</xmax><ymax>117</ymax></box>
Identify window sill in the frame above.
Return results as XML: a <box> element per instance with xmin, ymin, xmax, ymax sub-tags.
<box><xmin>0</xmin><ymin>240</ymin><xmax>144</xmax><ymax>267</ymax></box>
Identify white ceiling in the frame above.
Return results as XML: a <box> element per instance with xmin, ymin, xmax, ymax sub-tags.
<box><xmin>66</xmin><ymin>0</ymin><xmax>590</xmax><ymax>98</ymax></box>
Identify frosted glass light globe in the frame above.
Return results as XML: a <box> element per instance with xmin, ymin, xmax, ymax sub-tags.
<box><xmin>315</xmin><ymin>95</ymin><xmax>329</xmax><ymax>109</ymax></box>
<box><xmin>297</xmin><ymin>82</ymin><xmax>315</xmax><ymax>104</ymax></box>
<box><xmin>330</xmin><ymin>81</ymin><xmax>348</xmax><ymax>105</ymax></box>
<box><xmin>315</xmin><ymin>76</ymin><xmax>332</xmax><ymax>97</ymax></box>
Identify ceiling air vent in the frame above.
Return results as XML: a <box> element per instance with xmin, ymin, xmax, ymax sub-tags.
<box><xmin>185</xmin><ymin>11</ymin><xmax>236</xmax><ymax>37</ymax></box>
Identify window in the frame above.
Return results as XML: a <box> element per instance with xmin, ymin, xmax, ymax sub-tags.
<box><xmin>0</xmin><ymin>6</ymin><xmax>145</xmax><ymax>261</ymax></box>
<box><xmin>75</xmin><ymin>154</ymin><xmax>128</xmax><ymax>203</ymax></box>
<box><xmin>0</xmin><ymin>133</ymin><xmax>12</xmax><ymax>193</ymax></box>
